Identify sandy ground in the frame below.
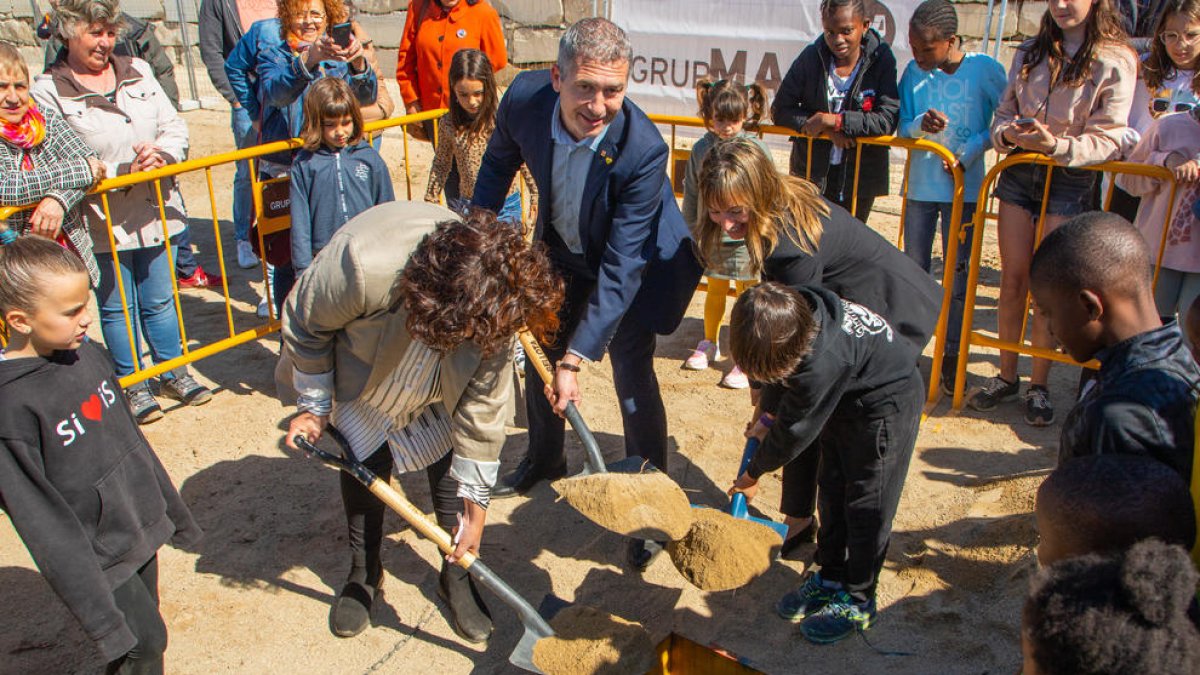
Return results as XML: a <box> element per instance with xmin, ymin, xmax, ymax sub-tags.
<box><xmin>0</xmin><ymin>109</ymin><xmax>1075</xmax><ymax>674</ymax></box>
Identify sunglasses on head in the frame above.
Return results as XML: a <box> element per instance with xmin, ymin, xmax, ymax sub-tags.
<box><xmin>1152</xmin><ymin>98</ymin><xmax>1198</xmax><ymax>114</ymax></box>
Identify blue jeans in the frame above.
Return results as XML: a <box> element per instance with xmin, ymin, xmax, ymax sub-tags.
<box><xmin>96</xmin><ymin>246</ymin><xmax>185</xmax><ymax>379</ymax></box>
<box><xmin>903</xmin><ymin>200</ymin><xmax>976</xmax><ymax>359</ymax></box>
<box><xmin>232</xmin><ymin>106</ymin><xmax>254</xmax><ymax>243</ymax></box>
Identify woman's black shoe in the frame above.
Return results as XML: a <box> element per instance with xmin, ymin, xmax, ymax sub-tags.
<box><xmin>438</xmin><ymin>561</ymin><xmax>493</xmax><ymax>643</ymax></box>
<box><xmin>330</xmin><ymin>566</ymin><xmax>383</xmax><ymax>637</ymax></box>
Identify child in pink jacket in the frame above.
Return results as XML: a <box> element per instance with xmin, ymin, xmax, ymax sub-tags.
<box><xmin>1118</xmin><ymin>107</ymin><xmax>1200</xmax><ymax>321</ymax></box>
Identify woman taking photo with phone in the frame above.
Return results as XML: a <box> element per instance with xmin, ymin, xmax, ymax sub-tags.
<box><xmin>976</xmin><ymin>0</ymin><xmax>1136</xmax><ymax>426</ymax></box>
<box><xmin>225</xmin><ymin>0</ymin><xmax>380</xmax><ymax>313</ymax></box>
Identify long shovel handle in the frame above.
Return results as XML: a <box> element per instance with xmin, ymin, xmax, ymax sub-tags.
<box><xmin>730</xmin><ymin>438</ymin><xmax>759</xmax><ymax>520</ymax></box>
<box><xmin>517</xmin><ymin>329</ymin><xmax>607</xmax><ymax>474</ymax></box>
<box><xmin>294</xmin><ymin>434</ymin><xmax>554</xmax><ymax>641</ymax></box>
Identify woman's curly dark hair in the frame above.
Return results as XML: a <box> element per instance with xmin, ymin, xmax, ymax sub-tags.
<box><xmin>397</xmin><ymin>209</ymin><xmax>564</xmax><ymax>356</ymax></box>
<box><xmin>1023</xmin><ymin>539</ymin><xmax>1200</xmax><ymax>675</ymax></box>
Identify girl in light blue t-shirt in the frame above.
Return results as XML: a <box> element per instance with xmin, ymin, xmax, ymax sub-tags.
<box><xmin>898</xmin><ymin>0</ymin><xmax>1007</xmax><ymax>394</ymax></box>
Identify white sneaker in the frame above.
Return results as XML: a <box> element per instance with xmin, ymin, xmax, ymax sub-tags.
<box><xmin>721</xmin><ymin>365</ymin><xmax>750</xmax><ymax>389</ymax></box>
<box><xmin>257</xmin><ymin>298</ymin><xmax>270</xmax><ymax>318</ymax></box>
<box><xmin>684</xmin><ymin>339</ymin><xmax>719</xmax><ymax>370</ymax></box>
<box><xmin>237</xmin><ymin>240</ymin><xmax>259</xmax><ymax>269</ymax></box>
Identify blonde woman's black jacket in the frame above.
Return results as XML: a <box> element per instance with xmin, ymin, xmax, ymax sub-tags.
<box><xmin>763</xmin><ymin>198</ymin><xmax>940</xmax><ymax>361</ymax></box>
<box><xmin>772</xmin><ymin>28</ymin><xmax>899</xmax><ymax>200</ymax></box>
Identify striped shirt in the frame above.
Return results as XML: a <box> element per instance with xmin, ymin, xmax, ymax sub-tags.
<box><xmin>333</xmin><ymin>341</ymin><xmax>453</xmax><ymax>473</ymax></box>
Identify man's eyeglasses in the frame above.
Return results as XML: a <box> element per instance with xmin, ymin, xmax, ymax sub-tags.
<box><xmin>1152</xmin><ymin>98</ymin><xmax>1198</xmax><ymax>114</ymax></box>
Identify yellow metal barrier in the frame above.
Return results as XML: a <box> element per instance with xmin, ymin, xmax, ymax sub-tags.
<box><xmin>0</xmin><ymin>109</ymin><xmax>446</xmax><ymax>388</ymax></box>
<box><xmin>948</xmin><ymin>154</ymin><xmax>1178</xmax><ymax>411</ymax></box>
<box><xmin>646</xmin><ymin>114</ymin><xmax>965</xmax><ymax>408</ymax></box>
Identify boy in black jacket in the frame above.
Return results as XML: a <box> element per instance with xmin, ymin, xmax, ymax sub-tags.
<box><xmin>1029</xmin><ymin>211</ymin><xmax>1200</xmax><ymax>481</ymax></box>
<box><xmin>729</xmin><ymin>282</ymin><xmax>922</xmax><ymax>644</ymax></box>
<box><xmin>0</xmin><ymin>237</ymin><xmax>200</xmax><ymax>674</ymax></box>
<box><xmin>772</xmin><ymin>0</ymin><xmax>900</xmax><ymax>223</ymax></box>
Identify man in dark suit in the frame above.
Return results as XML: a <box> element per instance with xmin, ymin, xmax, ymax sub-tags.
<box><xmin>472</xmin><ymin>17</ymin><xmax>700</xmax><ymax>567</ymax></box>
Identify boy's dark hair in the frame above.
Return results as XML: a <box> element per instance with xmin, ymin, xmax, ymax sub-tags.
<box><xmin>0</xmin><ymin>235</ymin><xmax>87</xmax><ymax>314</ymax></box>
<box><xmin>694</xmin><ymin>76</ymin><xmax>768</xmax><ymax>131</ymax></box>
<box><xmin>729</xmin><ymin>282</ymin><xmax>819</xmax><ymax>383</ymax></box>
<box><xmin>1023</xmin><ymin>539</ymin><xmax>1200</xmax><ymax>675</ymax></box>
<box><xmin>819</xmin><ymin>0</ymin><xmax>867</xmax><ymax>19</ymax></box>
<box><xmin>448</xmin><ymin>48</ymin><xmax>498</xmax><ymax>139</ymax></box>
<box><xmin>1029</xmin><ymin>211</ymin><xmax>1151</xmax><ymax>299</ymax></box>
<box><xmin>299</xmin><ymin>77</ymin><xmax>365</xmax><ymax>151</ymax></box>
<box><xmin>1039</xmin><ymin>454</ymin><xmax>1196</xmax><ymax>556</ymax></box>
<box><xmin>910</xmin><ymin>0</ymin><xmax>958</xmax><ymax>41</ymax></box>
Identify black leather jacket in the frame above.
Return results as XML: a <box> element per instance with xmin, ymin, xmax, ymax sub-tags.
<box><xmin>1059</xmin><ymin>322</ymin><xmax>1200</xmax><ymax>480</ymax></box>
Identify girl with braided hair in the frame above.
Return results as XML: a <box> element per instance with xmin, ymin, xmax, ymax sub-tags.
<box><xmin>898</xmin><ymin>0</ymin><xmax>1006</xmax><ymax>395</ymax></box>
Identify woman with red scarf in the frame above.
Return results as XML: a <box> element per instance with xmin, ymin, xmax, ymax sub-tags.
<box><xmin>0</xmin><ymin>42</ymin><xmax>103</xmax><ymax>283</ymax></box>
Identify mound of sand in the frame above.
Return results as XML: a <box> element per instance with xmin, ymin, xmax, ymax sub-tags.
<box><xmin>667</xmin><ymin>508</ymin><xmax>779</xmax><ymax>592</ymax></box>
<box><xmin>532</xmin><ymin>605</ymin><xmax>656</xmax><ymax>675</ymax></box>
<box><xmin>555</xmin><ymin>472</ymin><xmax>694</xmax><ymax>540</ymax></box>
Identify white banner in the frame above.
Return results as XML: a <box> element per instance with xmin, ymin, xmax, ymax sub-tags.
<box><xmin>610</xmin><ymin>0</ymin><xmax>918</xmax><ymax>120</ymax></box>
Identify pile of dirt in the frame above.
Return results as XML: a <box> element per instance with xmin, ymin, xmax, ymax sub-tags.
<box><xmin>555</xmin><ymin>472</ymin><xmax>693</xmax><ymax>540</ymax></box>
<box><xmin>666</xmin><ymin>508</ymin><xmax>778</xmax><ymax>592</ymax></box>
<box><xmin>531</xmin><ymin>605</ymin><xmax>656</xmax><ymax>675</ymax></box>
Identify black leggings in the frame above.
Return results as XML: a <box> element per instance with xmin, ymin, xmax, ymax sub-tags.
<box><xmin>340</xmin><ymin>442</ymin><xmax>460</xmax><ymax>579</ymax></box>
<box><xmin>105</xmin><ymin>556</ymin><xmax>166</xmax><ymax>675</ymax></box>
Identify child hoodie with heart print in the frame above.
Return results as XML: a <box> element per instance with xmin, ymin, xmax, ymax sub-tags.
<box><xmin>0</xmin><ymin>338</ymin><xmax>200</xmax><ymax>662</ymax></box>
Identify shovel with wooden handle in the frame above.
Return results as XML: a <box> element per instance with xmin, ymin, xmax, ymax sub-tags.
<box><xmin>294</xmin><ymin>431</ymin><xmax>553</xmax><ymax>673</ymax></box>
<box><xmin>517</xmin><ymin>329</ymin><xmax>649</xmax><ymax>475</ymax></box>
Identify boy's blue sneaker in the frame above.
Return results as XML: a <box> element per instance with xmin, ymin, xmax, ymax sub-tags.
<box><xmin>800</xmin><ymin>591</ymin><xmax>876</xmax><ymax>644</ymax></box>
<box><xmin>776</xmin><ymin>572</ymin><xmax>835</xmax><ymax>622</ymax></box>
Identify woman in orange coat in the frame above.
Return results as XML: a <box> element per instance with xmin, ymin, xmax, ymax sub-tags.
<box><xmin>397</xmin><ymin>0</ymin><xmax>506</xmax><ymax>201</ymax></box>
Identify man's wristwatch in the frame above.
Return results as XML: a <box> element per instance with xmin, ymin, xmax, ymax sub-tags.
<box><xmin>556</xmin><ymin>361</ymin><xmax>581</xmax><ymax>373</ymax></box>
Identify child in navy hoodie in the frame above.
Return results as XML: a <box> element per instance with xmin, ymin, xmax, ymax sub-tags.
<box><xmin>0</xmin><ymin>236</ymin><xmax>200</xmax><ymax>674</ymax></box>
<box><xmin>289</xmin><ymin>77</ymin><xmax>395</xmax><ymax>275</ymax></box>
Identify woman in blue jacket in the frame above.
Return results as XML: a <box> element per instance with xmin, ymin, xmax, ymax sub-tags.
<box><xmin>224</xmin><ymin>0</ymin><xmax>378</xmax><ymax>311</ymax></box>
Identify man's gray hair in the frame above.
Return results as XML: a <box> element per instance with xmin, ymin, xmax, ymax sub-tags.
<box><xmin>54</xmin><ymin>0</ymin><xmax>125</xmax><ymax>43</ymax></box>
<box><xmin>556</xmin><ymin>17</ymin><xmax>632</xmax><ymax>76</ymax></box>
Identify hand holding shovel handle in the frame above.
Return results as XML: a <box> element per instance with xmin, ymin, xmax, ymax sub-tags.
<box><xmin>517</xmin><ymin>329</ymin><xmax>607</xmax><ymax>475</ymax></box>
<box><xmin>293</xmin><ymin>431</ymin><xmax>553</xmax><ymax>671</ymax></box>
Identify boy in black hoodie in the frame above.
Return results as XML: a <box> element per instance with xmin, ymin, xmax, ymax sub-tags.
<box><xmin>729</xmin><ymin>282</ymin><xmax>922</xmax><ymax>644</ymax></box>
<box><xmin>772</xmin><ymin>0</ymin><xmax>900</xmax><ymax>223</ymax></box>
<box><xmin>0</xmin><ymin>237</ymin><xmax>200</xmax><ymax>674</ymax></box>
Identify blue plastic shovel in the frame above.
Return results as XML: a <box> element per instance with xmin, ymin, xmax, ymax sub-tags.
<box><xmin>730</xmin><ymin>438</ymin><xmax>788</xmax><ymax>540</ymax></box>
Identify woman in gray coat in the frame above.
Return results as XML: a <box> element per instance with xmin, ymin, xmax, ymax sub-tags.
<box><xmin>281</xmin><ymin>202</ymin><xmax>563</xmax><ymax>643</ymax></box>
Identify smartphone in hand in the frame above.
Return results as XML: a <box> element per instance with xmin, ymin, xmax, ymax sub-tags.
<box><xmin>330</xmin><ymin>22</ymin><xmax>353</xmax><ymax>49</ymax></box>
<box><xmin>1013</xmin><ymin>117</ymin><xmax>1037</xmax><ymax>129</ymax></box>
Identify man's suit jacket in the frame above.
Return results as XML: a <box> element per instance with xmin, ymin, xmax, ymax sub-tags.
<box><xmin>473</xmin><ymin>69</ymin><xmax>702</xmax><ymax>362</ymax></box>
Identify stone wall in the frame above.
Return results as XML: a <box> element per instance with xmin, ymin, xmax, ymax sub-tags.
<box><xmin>0</xmin><ymin>0</ymin><xmax>1033</xmax><ymax>107</ymax></box>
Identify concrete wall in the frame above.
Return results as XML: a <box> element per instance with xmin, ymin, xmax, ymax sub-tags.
<box><xmin>0</xmin><ymin>0</ymin><xmax>1031</xmax><ymax>107</ymax></box>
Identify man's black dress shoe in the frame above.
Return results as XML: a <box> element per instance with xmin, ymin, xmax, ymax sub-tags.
<box><xmin>491</xmin><ymin>457</ymin><xmax>568</xmax><ymax>499</ymax></box>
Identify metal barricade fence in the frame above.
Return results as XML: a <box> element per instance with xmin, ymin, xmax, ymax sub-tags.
<box><xmin>0</xmin><ymin>109</ymin><xmax>446</xmax><ymax>388</ymax></box>
<box><xmin>646</xmin><ymin>114</ymin><xmax>964</xmax><ymax>408</ymax></box>
<box><xmin>947</xmin><ymin>153</ymin><xmax>1178</xmax><ymax>411</ymax></box>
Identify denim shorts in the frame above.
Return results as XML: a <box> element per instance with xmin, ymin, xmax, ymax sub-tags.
<box><xmin>994</xmin><ymin>159</ymin><xmax>1096</xmax><ymax>217</ymax></box>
